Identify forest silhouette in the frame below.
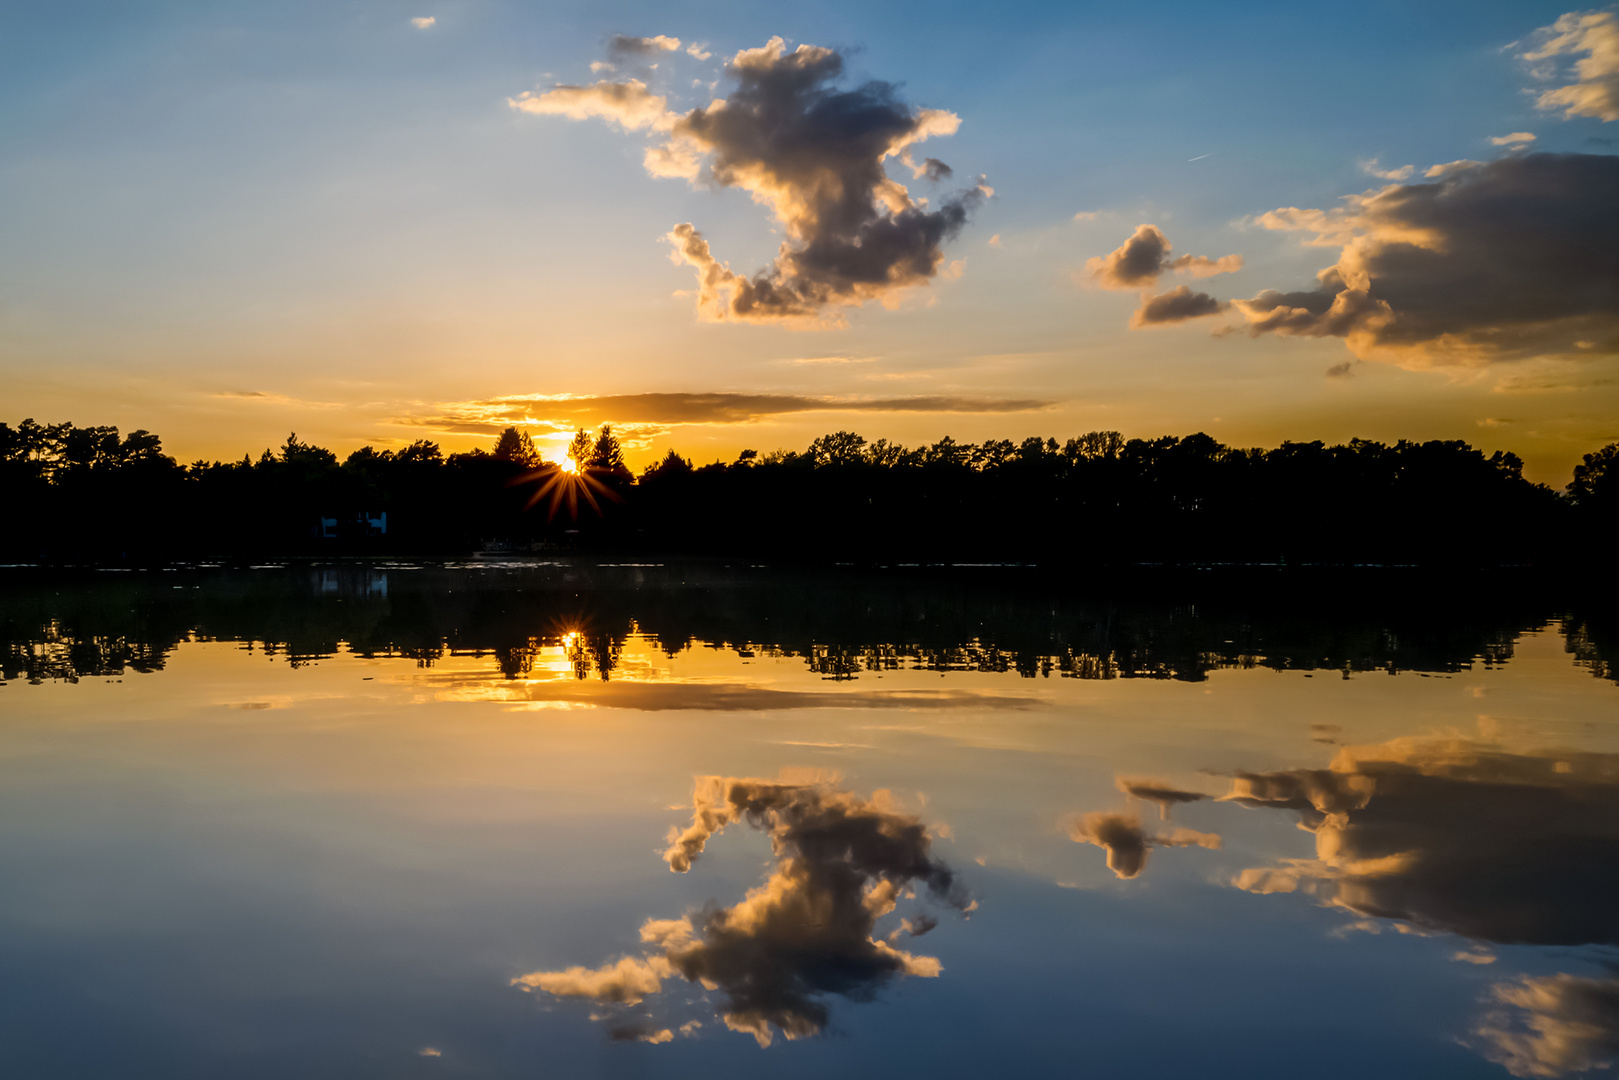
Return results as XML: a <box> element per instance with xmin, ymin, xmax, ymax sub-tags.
<box><xmin>2</xmin><ymin>417</ymin><xmax>1614</xmax><ymax>566</ymax></box>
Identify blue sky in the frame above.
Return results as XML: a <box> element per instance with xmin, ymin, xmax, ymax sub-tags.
<box><xmin>1</xmin><ymin>0</ymin><xmax>1613</xmax><ymax>479</ymax></box>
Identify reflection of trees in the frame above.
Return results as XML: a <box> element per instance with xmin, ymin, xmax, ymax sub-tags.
<box><xmin>0</xmin><ymin>563</ymin><xmax>1599</xmax><ymax>687</ymax></box>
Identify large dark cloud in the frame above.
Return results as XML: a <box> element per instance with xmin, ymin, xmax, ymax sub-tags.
<box><xmin>1224</xmin><ymin>737</ymin><xmax>1619</xmax><ymax>946</ymax></box>
<box><xmin>1475</xmin><ymin>971</ymin><xmax>1619</xmax><ymax>1078</ymax></box>
<box><xmin>513</xmin><ymin>37</ymin><xmax>989</xmax><ymax>323</ymax></box>
<box><xmin>1232</xmin><ymin>154</ymin><xmax>1619</xmax><ymax>365</ymax></box>
<box><xmin>515</xmin><ymin>776</ymin><xmax>971</xmax><ymax>1047</ymax></box>
<box><xmin>404</xmin><ymin>391</ymin><xmax>1053</xmax><ymax>435</ymax></box>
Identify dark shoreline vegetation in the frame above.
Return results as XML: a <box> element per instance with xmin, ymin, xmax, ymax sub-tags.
<box><xmin>2</xmin><ymin>561</ymin><xmax>1613</xmax><ymax>688</ymax></box>
<box><xmin>2</xmin><ymin>418</ymin><xmax>1615</xmax><ymax>566</ymax></box>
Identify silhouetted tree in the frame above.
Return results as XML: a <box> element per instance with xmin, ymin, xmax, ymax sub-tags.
<box><xmin>493</xmin><ymin>427</ymin><xmax>542</xmax><ymax>468</ymax></box>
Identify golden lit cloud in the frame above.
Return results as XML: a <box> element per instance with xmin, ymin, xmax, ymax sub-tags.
<box><xmin>1520</xmin><ymin>11</ymin><xmax>1619</xmax><ymax>122</ymax></box>
<box><xmin>508</xmin><ymin>79</ymin><xmax>677</xmax><ymax>131</ymax></box>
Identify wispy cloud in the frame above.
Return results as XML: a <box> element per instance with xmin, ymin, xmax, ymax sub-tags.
<box><xmin>397</xmin><ymin>391</ymin><xmax>1055</xmax><ymax>434</ymax></box>
<box><xmin>1359</xmin><ymin>158</ymin><xmax>1415</xmax><ymax>181</ymax></box>
<box><xmin>1520</xmin><ymin>11</ymin><xmax>1619</xmax><ymax>122</ymax></box>
<box><xmin>410</xmin><ymin>16</ymin><xmax>435</xmax><ymax>29</ymax></box>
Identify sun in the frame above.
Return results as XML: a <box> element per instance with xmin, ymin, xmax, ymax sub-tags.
<box><xmin>509</xmin><ymin>458</ymin><xmax>622</xmax><ymax>522</ymax></box>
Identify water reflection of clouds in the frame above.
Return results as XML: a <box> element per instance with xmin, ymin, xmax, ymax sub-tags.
<box><xmin>1060</xmin><ymin>737</ymin><xmax>1619</xmax><ymax>1075</ymax></box>
<box><xmin>1221</xmin><ymin>737</ymin><xmax>1619</xmax><ymax>947</ymax></box>
<box><xmin>515</xmin><ymin>776</ymin><xmax>971</xmax><ymax>1047</ymax></box>
<box><xmin>1186</xmin><ymin>736</ymin><xmax>1619</xmax><ymax>1078</ymax></box>
<box><xmin>1476</xmin><ymin>972</ymin><xmax>1619</xmax><ymax>1078</ymax></box>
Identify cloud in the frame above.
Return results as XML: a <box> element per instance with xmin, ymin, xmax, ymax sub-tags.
<box><xmin>1520</xmin><ymin>11</ymin><xmax>1619</xmax><ymax>122</ymax></box>
<box><xmin>515</xmin><ymin>777</ymin><xmax>971</xmax><ymax>1047</ymax></box>
<box><xmin>1086</xmin><ymin>224</ymin><xmax>1242</xmax><ymax>290</ymax></box>
<box><xmin>513</xmin><ymin>955</ymin><xmax>669</xmax><ymax>1004</ymax></box>
<box><xmin>509</xmin><ymin>79</ymin><xmax>676</xmax><ymax>131</ymax></box>
<box><xmin>1425</xmin><ymin>158</ymin><xmax>1482</xmax><ymax>178</ymax></box>
<box><xmin>1067</xmin><ymin>810</ymin><xmax>1220</xmax><ymax>879</ymax></box>
<box><xmin>410</xmin><ymin>16</ymin><xmax>435</xmax><ymax>29</ymax></box>
<box><xmin>1131</xmin><ymin>285</ymin><xmax>1227</xmax><ymax>327</ymax></box>
<box><xmin>1116</xmin><ymin>777</ymin><xmax>1211</xmax><ymax>820</ymax></box>
<box><xmin>1475</xmin><ymin>972</ymin><xmax>1619</xmax><ymax>1078</ymax></box>
<box><xmin>1361</xmin><ymin>158</ymin><xmax>1416</xmax><ymax>181</ymax></box>
<box><xmin>1231</xmin><ymin>154</ymin><xmax>1619</xmax><ymax>366</ymax></box>
<box><xmin>609</xmin><ymin>34</ymin><xmax>682</xmax><ymax>58</ymax></box>
<box><xmin>1491</xmin><ymin>132</ymin><xmax>1539</xmax><ymax>147</ymax></box>
<box><xmin>1224</xmin><ymin>737</ymin><xmax>1619</xmax><ymax>945</ymax></box>
<box><xmin>686</xmin><ymin>42</ymin><xmax>711</xmax><ymax>61</ymax></box>
<box><xmin>400</xmin><ymin>391</ymin><xmax>1054</xmax><ymax>434</ymax></box>
<box><xmin>517</xmin><ymin>37</ymin><xmax>988</xmax><ymax>324</ymax></box>
<box><xmin>1073</xmin><ymin>211</ymin><xmax>1100</xmax><ymax>222</ymax></box>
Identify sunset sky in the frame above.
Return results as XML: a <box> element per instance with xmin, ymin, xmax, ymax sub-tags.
<box><xmin>3</xmin><ymin>1</ymin><xmax>1615</xmax><ymax>481</ymax></box>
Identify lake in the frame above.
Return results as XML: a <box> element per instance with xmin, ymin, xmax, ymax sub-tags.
<box><xmin>2</xmin><ymin>561</ymin><xmax>1615</xmax><ymax>1078</ymax></box>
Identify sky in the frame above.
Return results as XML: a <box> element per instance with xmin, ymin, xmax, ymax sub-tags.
<box><xmin>1</xmin><ymin>0</ymin><xmax>1615</xmax><ymax>482</ymax></box>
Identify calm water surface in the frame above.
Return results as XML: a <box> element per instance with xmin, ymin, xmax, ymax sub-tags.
<box><xmin>2</xmin><ymin>563</ymin><xmax>1616</xmax><ymax>1078</ymax></box>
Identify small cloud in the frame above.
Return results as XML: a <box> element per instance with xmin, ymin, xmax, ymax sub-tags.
<box><xmin>1453</xmin><ymin>949</ymin><xmax>1497</xmax><ymax>965</ymax></box>
<box><xmin>987</xmin><ymin>234</ymin><xmax>1002</xmax><ymax>247</ymax></box>
<box><xmin>1187</xmin><ymin>153</ymin><xmax>1213</xmax><ymax>162</ymax></box>
<box><xmin>1086</xmin><ymin>224</ymin><xmax>1242</xmax><ymax>290</ymax></box>
<box><xmin>1489</xmin><ymin>131</ymin><xmax>1537</xmax><ymax>147</ymax></box>
<box><xmin>1326</xmin><ymin>360</ymin><xmax>1356</xmax><ymax>378</ymax></box>
<box><xmin>1360</xmin><ymin>158</ymin><xmax>1415</xmax><ymax>181</ymax></box>
<box><xmin>1478</xmin><ymin>417</ymin><xmax>1517</xmax><ymax>427</ymax></box>
<box><xmin>590</xmin><ymin>60</ymin><xmax>616</xmax><ymax>74</ymax></box>
<box><xmin>686</xmin><ymin>42</ymin><xmax>711</xmax><ymax>60</ymax></box>
<box><xmin>609</xmin><ymin>34</ymin><xmax>682</xmax><ymax>58</ymax></box>
<box><xmin>410</xmin><ymin>16</ymin><xmax>435</xmax><ymax>29</ymax></box>
<box><xmin>1425</xmin><ymin>159</ymin><xmax>1482</xmax><ymax>178</ymax></box>
<box><xmin>1073</xmin><ymin>211</ymin><xmax>1099</xmax><ymax>222</ymax></box>
<box><xmin>418</xmin><ymin>1046</ymin><xmax>442</xmax><ymax>1056</ymax></box>
<box><xmin>1131</xmin><ymin>285</ymin><xmax>1227</xmax><ymax>327</ymax></box>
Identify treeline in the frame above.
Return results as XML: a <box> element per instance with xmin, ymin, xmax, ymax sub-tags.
<box><xmin>1</xmin><ymin>418</ymin><xmax>1615</xmax><ymax>566</ymax></box>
